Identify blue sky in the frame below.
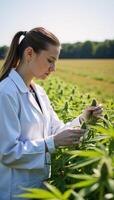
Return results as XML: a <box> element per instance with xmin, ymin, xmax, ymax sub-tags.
<box><xmin>0</xmin><ymin>0</ymin><xmax>114</xmax><ymax>46</ymax></box>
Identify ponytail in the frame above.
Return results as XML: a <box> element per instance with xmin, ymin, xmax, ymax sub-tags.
<box><xmin>0</xmin><ymin>31</ymin><xmax>26</xmax><ymax>81</ymax></box>
<box><xmin>0</xmin><ymin>27</ymin><xmax>60</xmax><ymax>81</ymax></box>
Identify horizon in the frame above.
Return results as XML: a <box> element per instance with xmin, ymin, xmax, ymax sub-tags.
<box><xmin>1</xmin><ymin>38</ymin><xmax>114</xmax><ymax>48</ymax></box>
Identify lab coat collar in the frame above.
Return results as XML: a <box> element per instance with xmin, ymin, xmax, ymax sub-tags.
<box><xmin>9</xmin><ymin>69</ymin><xmax>29</xmax><ymax>93</ymax></box>
<box><xmin>9</xmin><ymin>69</ymin><xmax>45</xmax><ymax>115</ymax></box>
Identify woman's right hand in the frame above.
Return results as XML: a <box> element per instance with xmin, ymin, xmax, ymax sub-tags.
<box><xmin>54</xmin><ymin>128</ymin><xmax>85</xmax><ymax>147</ymax></box>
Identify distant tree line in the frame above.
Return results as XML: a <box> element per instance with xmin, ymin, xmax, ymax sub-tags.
<box><xmin>60</xmin><ymin>39</ymin><xmax>114</xmax><ymax>58</ymax></box>
<box><xmin>0</xmin><ymin>46</ymin><xmax>8</xmax><ymax>59</ymax></box>
<box><xmin>0</xmin><ymin>39</ymin><xmax>114</xmax><ymax>59</ymax></box>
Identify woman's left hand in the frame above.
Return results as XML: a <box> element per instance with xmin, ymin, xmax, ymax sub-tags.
<box><xmin>80</xmin><ymin>104</ymin><xmax>103</xmax><ymax>123</ymax></box>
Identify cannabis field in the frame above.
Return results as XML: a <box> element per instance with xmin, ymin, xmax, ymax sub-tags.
<box><xmin>0</xmin><ymin>59</ymin><xmax>114</xmax><ymax>199</ymax></box>
<box><xmin>18</xmin><ymin>59</ymin><xmax>114</xmax><ymax>200</ymax></box>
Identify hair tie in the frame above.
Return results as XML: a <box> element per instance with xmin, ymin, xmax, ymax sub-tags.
<box><xmin>23</xmin><ymin>31</ymin><xmax>27</xmax><ymax>36</ymax></box>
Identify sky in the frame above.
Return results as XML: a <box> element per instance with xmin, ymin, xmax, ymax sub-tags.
<box><xmin>0</xmin><ymin>0</ymin><xmax>114</xmax><ymax>46</ymax></box>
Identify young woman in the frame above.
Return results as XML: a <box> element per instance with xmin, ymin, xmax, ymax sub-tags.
<box><xmin>0</xmin><ymin>27</ymin><xmax>102</xmax><ymax>200</ymax></box>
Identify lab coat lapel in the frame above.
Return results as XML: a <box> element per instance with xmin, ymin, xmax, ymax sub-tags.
<box><xmin>36</xmin><ymin>92</ymin><xmax>50</xmax><ymax>138</ymax></box>
<box><xmin>28</xmin><ymin>83</ymin><xmax>49</xmax><ymax>138</ymax></box>
<box><xmin>28</xmin><ymin>92</ymin><xmax>43</xmax><ymax>115</ymax></box>
<box><xmin>36</xmin><ymin>92</ymin><xmax>47</xmax><ymax>117</ymax></box>
<box><xmin>30</xmin><ymin>82</ymin><xmax>48</xmax><ymax>117</ymax></box>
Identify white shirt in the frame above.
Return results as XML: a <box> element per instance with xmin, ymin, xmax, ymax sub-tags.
<box><xmin>0</xmin><ymin>69</ymin><xmax>80</xmax><ymax>200</ymax></box>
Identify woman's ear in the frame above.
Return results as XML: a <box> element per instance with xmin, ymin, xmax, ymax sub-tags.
<box><xmin>24</xmin><ymin>47</ymin><xmax>34</xmax><ymax>63</ymax></box>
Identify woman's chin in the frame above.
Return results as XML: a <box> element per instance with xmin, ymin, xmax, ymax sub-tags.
<box><xmin>38</xmin><ymin>74</ymin><xmax>49</xmax><ymax>80</ymax></box>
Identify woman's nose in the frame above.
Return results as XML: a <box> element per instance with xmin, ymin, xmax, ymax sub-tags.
<box><xmin>49</xmin><ymin>63</ymin><xmax>55</xmax><ymax>72</ymax></box>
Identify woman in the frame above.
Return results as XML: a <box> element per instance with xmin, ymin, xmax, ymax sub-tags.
<box><xmin>0</xmin><ymin>27</ymin><xmax>102</xmax><ymax>200</ymax></box>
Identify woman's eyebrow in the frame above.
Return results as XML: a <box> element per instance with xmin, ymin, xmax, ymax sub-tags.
<box><xmin>50</xmin><ymin>56</ymin><xmax>56</xmax><ymax>60</ymax></box>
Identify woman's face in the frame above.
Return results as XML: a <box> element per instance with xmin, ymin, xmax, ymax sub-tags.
<box><xmin>28</xmin><ymin>44</ymin><xmax>60</xmax><ymax>80</ymax></box>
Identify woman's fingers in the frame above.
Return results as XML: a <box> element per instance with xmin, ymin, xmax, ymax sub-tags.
<box><xmin>54</xmin><ymin>128</ymin><xmax>86</xmax><ymax>147</ymax></box>
<box><xmin>72</xmin><ymin>134</ymin><xmax>84</xmax><ymax>144</ymax></box>
<box><xmin>70</xmin><ymin>129</ymin><xmax>85</xmax><ymax>137</ymax></box>
<box><xmin>71</xmin><ymin>128</ymin><xmax>85</xmax><ymax>134</ymax></box>
<box><xmin>70</xmin><ymin>129</ymin><xmax>86</xmax><ymax>144</ymax></box>
<box><xmin>87</xmin><ymin>105</ymin><xmax>103</xmax><ymax>112</ymax></box>
<box><xmin>92</xmin><ymin>106</ymin><xmax>103</xmax><ymax>118</ymax></box>
<box><xmin>81</xmin><ymin>104</ymin><xmax>103</xmax><ymax>121</ymax></box>
<box><xmin>86</xmin><ymin>104</ymin><xmax>103</xmax><ymax>119</ymax></box>
<box><xmin>93</xmin><ymin>110</ymin><xmax>102</xmax><ymax>115</ymax></box>
<box><xmin>93</xmin><ymin>113</ymin><xmax>104</xmax><ymax>118</ymax></box>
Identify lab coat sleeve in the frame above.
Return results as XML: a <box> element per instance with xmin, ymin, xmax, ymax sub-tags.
<box><xmin>0</xmin><ymin>92</ymin><xmax>45</xmax><ymax>169</ymax></box>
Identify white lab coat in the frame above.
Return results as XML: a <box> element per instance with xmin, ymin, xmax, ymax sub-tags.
<box><xmin>0</xmin><ymin>69</ymin><xmax>80</xmax><ymax>200</ymax></box>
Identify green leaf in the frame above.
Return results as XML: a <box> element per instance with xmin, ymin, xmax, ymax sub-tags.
<box><xmin>93</xmin><ymin>126</ymin><xmax>114</xmax><ymax>138</ymax></box>
<box><xmin>69</xmin><ymin>179</ymin><xmax>97</xmax><ymax>188</ymax></box>
<box><xmin>16</xmin><ymin>188</ymin><xmax>55</xmax><ymax>199</ymax></box>
<box><xmin>44</xmin><ymin>182</ymin><xmax>62</xmax><ymax>198</ymax></box>
<box><xmin>68</xmin><ymin>173</ymin><xmax>94</xmax><ymax>180</ymax></box>
<box><xmin>70</xmin><ymin>158</ymin><xmax>100</xmax><ymax>169</ymax></box>
<box><xmin>71</xmin><ymin>191</ymin><xmax>85</xmax><ymax>200</ymax></box>
<box><xmin>79</xmin><ymin>183</ymin><xmax>99</xmax><ymax>196</ymax></box>
<box><xmin>107</xmin><ymin>179</ymin><xmax>114</xmax><ymax>194</ymax></box>
<box><xmin>62</xmin><ymin>189</ymin><xmax>73</xmax><ymax>199</ymax></box>
<box><xmin>68</xmin><ymin>150</ymin><xmax>104</xmax><ymax>158</ymax></box>
<box><xmin>88</xmin><ymin>135</ymin><xmax>108</xmax><ymax>142</ymax></box>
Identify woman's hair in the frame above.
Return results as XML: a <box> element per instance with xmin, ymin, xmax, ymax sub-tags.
<box><xmin>0</xmin><ymin>27</ymin><xmax>60</xmax><ymax>81</ymax></box>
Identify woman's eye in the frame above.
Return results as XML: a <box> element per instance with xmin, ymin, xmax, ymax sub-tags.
<box><xmin>48</xmin><ymin>59</ymin><xmax>54</xmax><ymax>64</ymax></box>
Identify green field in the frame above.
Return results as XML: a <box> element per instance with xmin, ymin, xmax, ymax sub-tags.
<box><xmin>53</xmin><ymin>59</ymin><xmax>114</xmax><ymax>101</ymax></box>
<box><xmin>0</xmin><ymin>59</ymin><xmax>114</xmax><ymax>101</ymax></box>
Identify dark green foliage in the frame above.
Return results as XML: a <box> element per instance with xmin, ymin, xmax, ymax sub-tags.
<box><xmin>59</xmin><ymin>39</ymin><xmax>114</xmax><ymax>58</ymax></box>
<box><xmin>81</xmin><ymin>122</ymin><xmax>87</xmax><ymax>129</ymax></box>
<box><xmin>0</xmin><ymin>46</ymin><xmax>8</xmax><ymax>59</ymax></box>
<box><xmin>87</xmin><ymin>99</ymin><xmax>97</xmax><ymax>125</ymax></box>
<box><xmin>91</xmin><ymin>99</ymin><xmax>97</xmax><ymax>106</ymax></box>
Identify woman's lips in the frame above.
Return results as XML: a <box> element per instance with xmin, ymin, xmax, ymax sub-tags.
<box><xmin>45</xmin><ymin>73</ymin><xmax>49</xmax><ymax>76</ymax></box>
